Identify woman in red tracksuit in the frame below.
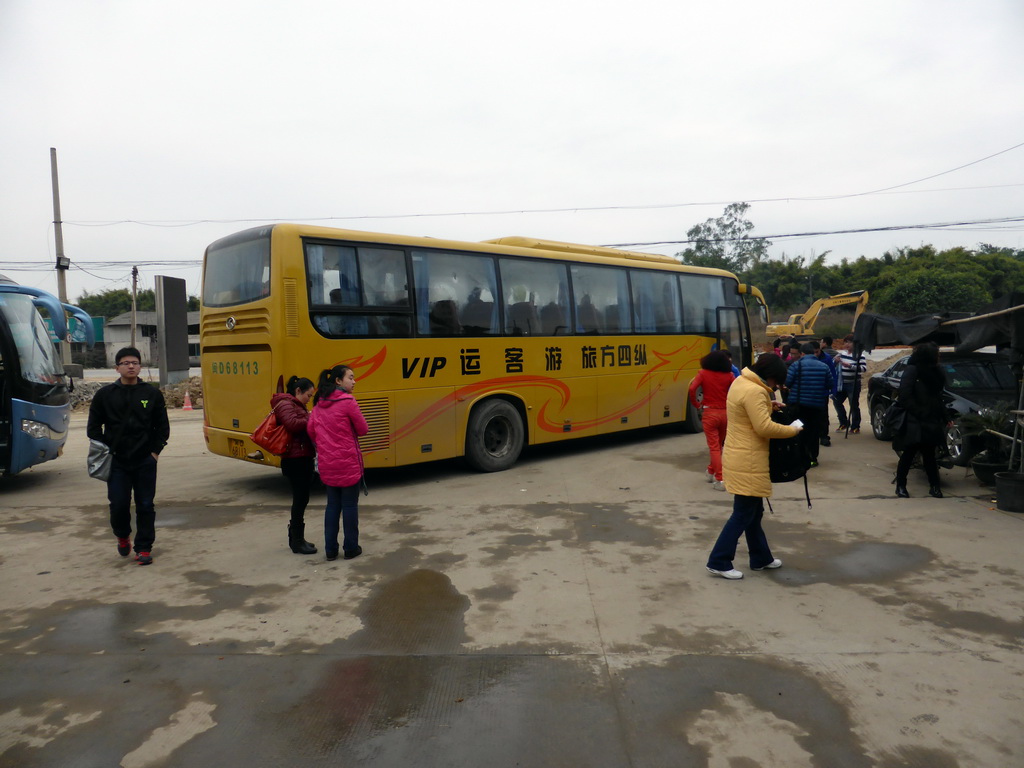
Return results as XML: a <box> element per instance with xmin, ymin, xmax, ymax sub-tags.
<box><xmin>271</xmin><ymin>376</ymin><xmax>317</xmax><ymax>555</ymax></box>
<box><xmin>307</xmin><ymin>364</ymin><xmax>369</xmax><ymax>561</ymax></box>
<box><xmin>688</xmin><ymin>350</ymin><xmax>736</xmax><ymax>491</ymax></box>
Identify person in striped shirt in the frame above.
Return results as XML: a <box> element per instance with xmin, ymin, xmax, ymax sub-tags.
<box><xmin>833</xmin><ymin>334</ymin><xmax>867</xmax><ymax>433</ymax></box>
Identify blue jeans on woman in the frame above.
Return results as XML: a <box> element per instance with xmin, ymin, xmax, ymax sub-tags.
<box><xmin>707</xmin><ymin>494</ymin><xmax>775</xmax><ymax>571</ymax></box>
<box><xmin>324</xmin><ymin>483</ymin><xmax>360</xmax><ymax>557</ymax></box>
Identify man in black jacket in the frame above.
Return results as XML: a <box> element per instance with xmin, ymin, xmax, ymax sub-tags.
<box><xmin>87</xmin><ymin>347</ymin><xmax>170</xmax><ymax>564</ymax></box>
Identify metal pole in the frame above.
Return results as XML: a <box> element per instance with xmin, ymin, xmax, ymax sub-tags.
<box><xmin>50</xmin><ymin>148</ymin><xmax>71</xmax><ymax>365</ymax></box>
<box><xmin>131</xmin><ymin>266</ymin><xmax>138</xmax><ymax>348</ymax></box>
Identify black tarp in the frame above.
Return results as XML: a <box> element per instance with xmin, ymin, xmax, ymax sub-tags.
<box><xmin>853</xmin><ymin>292</ymin><xmax>1024</xmax><ymax>375</ymax></box>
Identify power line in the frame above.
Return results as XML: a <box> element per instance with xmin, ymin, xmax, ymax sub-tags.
<box><xmin>61</xmin><ymin>180</ymin><xmax>1024</xmax><ymax>228</ymax></box>
<box><xmin>58</xmin><ymin>139</ymin><xmax>1024</xmax><ymax>227</ymax></box>
<box><xmin>606</xmin><ymin>214</ymin><xmax>1024</xmax><ymax>247</ymax></box>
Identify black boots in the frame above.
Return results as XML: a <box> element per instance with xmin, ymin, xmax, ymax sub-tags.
<box><xmin>288</xmin><ymin>523</ymin><xmax>317</xmax><ymax>555</ymax></box>
<box><xmin>895</xmin><ymin>484</ymin><xmax>910</xmax><ymax>498</ymax></box>
<box><xmin>929</xmin><ymin>486</ymin><xmax>943</xmax><ymax>498</ymax></box>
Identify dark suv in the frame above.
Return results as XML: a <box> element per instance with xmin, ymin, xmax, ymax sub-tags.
<box><xmin>867</xmin><ymin>351</ymin><xmax>1017</xmax><ymax>465</ymax></box>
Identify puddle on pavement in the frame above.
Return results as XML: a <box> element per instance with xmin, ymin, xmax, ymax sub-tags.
<box><xmin>776</xmin><ymin>540</ymin><xmax>934</xmax><ymax>586</ymax></box>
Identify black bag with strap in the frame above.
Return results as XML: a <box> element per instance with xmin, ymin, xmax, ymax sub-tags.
<box><xmin>768</xmin><ymin>407</ymin><xmax>812</xmax><ymax>509</ymax></box>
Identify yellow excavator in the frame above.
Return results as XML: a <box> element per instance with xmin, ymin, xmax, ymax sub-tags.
<box><xmin>765</xmin><ymin>290</ymin><xmax>869</xmax><ymax>339</ymax></box>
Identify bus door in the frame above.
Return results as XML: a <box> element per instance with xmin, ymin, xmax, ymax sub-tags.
<box><xmin>716</xmin><ymin>307</ymin><xmax>751</xmax><ymax>369</ymax></box>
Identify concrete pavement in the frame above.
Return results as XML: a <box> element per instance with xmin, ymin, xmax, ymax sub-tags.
<box><xmin>1</xmin><ymin>406</ymin><xmax>1022</xmax><ymax>767</ymax></box>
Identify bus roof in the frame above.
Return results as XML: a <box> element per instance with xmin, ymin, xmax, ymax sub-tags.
<box><xmin>210</xmin><ymin>223</ymin><xmax>738</xmax><ymax>279</ymax></box>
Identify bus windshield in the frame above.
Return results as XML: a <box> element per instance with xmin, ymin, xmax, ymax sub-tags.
<box><xmin>203</xmin><ymin>229</ymin><xmax>272</xmax><ymax>308</ymax></box>
<box><xmin>0</xmin><ymin>293</ymin><xmax>64</xmax><ymax>384</ymax></box>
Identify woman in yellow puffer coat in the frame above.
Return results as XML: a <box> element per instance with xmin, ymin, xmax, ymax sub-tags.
<box><xmin>706</xmin><ymin>353</ymin><xmax>802</xmax><ymax>580</ymax></box>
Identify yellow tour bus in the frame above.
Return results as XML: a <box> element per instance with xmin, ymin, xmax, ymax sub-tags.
<box><xmin>200</xmin><ymin>224</ymin><xmax>768</xmax><ymax>472</ymax></box>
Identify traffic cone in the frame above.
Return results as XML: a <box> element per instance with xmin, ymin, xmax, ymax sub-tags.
<box><xmin>182</xmin><ymin>391</ymin><xmax>193</xmax><ymax>411</ymax></box>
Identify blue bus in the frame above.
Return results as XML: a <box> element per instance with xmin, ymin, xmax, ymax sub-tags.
<box><xmin>0</xmin><ymin>275</ymin><xmax>94</xmax><ymax>476</ymax></box>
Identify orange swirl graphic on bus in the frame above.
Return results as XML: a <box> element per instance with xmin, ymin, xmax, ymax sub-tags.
<box><xmin>640</xmin><ymin>340</ymin><xmax>704</xmax><ymax>388</ymax></box>
<box><xmin>332</xmin><ymin>346</ymin><xmax>388</xmax><ymax>380</ymax></box>
<box><xmin>534</xmin><ymin>389</ymin><xmax>656</xmax><ymax>433</ymax></box>
<box><xmin>390</xmin><ymin>376</ymin><xmax>571</xmax><ymax>441</ymax></box>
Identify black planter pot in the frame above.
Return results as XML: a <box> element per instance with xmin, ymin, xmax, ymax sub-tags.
<box><xmin>995</xmin><ymin>472</ymin><xmax>1024</xmax><ymax>513</ymax></box>
<box><xmin>971</xmin><ymin>457</ymin><xmax>1008</xmax><ymax>486</ymax></box>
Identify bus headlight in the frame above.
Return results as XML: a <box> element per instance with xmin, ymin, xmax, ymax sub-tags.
<box><xmin>21</xmin><ymin>419</ymin><xmax>56</xmax><ymax>440</ymax></box>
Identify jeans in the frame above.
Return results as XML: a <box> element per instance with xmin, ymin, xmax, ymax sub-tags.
<box><xmin>325</xmin><ymin>483</ymin><xmax>360</xmax><ymax>556</ymax></box>
<box><xmin>107</xmin><ymin>455</ymin><xmax>158</xmax><ymax>553</ymax></box>
<box><xmin>707</xmin><ymin>494</ymin><xmax>774</xmax><ymax>571</ymax></box>
<box><xmin>833</xmin><ymin>382</ymin><xmax>861</xmax><ymax>429</ymax></box>
<box><xmin>281</xmin><ymin>456</ymin><xmax>315</xmax><ymax>526</ymax></box>
<box><xmin>701</xmin><ymin>408</ymin><xmax>727</xmax><ymax>481</ymax></box>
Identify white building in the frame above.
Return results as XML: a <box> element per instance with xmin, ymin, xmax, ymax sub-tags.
<box><xmin>102</xmin><ymin>311</ymin><xmax>200</xmax><ymax>367</ymax></box>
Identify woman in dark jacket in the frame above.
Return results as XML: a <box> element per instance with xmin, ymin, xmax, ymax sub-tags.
<box><xmin>271</xmin><ymin>376</ymin><xmax>318</xmax><ymax>553</ymax></box>
<box><xmin>893</xmin><ymin>343</ymin><xmax>948</xmax><ymax>499</ymax></box>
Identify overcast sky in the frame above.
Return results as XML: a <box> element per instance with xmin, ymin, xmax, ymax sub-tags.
<box><xmin>2</xmin><ymin>0</ymin><xmax>1023</xmax><ymax>304</ymax></box>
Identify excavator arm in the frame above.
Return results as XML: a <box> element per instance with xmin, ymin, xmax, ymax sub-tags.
<box><xmin>766</xmin><ymin>290</ymin><xmax>869</xmax><ymax>338</ymax></box>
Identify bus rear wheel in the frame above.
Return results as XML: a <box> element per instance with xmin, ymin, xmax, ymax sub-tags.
<box><xmin>681</xmin><ymin>398</ymin><xmax>703</xmax><ymax>434</ymax></box>
<box><xmin>465</xmin><ymin>399</ymin><xmax>524</xmax><ymax>472</ymax></box>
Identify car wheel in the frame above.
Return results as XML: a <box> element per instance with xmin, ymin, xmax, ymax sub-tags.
<box><xmin>870</xmin><ymin>399</ymin><xmax>892</xmax><ymax>441</ymax></box>
<box><xmin>465</xmin><ymin>399</ymin><xmax>525</xmax><ymax>472</ymax></box>
<box><xmin>945</xmin><ymin>419</ymin><xmax>972</xmax><ymax>466</ymax></box>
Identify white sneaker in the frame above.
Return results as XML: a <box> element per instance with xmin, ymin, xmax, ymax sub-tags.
<box><xmin>705</xmin><ymin>470</ymin><xmax>715</xmax><ymax>483</ymax></box>
<box><xmin>712</xmin><ymin>480</ymin><xmax>725</xmax><ymax>491</ymax></box>
<box><xmin>752</xmin><ymin>558</ymin><xmax>782</xmax><ymax>570</ymax></box>
<box><xmin>706</xmin><ymin>567</ymin><xmax>743</xmax><ymax>580</ymax></box>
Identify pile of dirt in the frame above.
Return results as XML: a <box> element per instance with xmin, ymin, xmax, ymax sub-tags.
<box><xmin>864</xmin><ymin>348</ymin><xmax>908</xmax><ymax>376</ymax></box>
<box><xmin>162</xmin><ymin>377</ymin><xmax>204</xmax><ymax>410</ymax></box>
<box><xmin>70</xmin><ymin>377</ymin><xmax>203</xmax><ymax>412</ymax></box>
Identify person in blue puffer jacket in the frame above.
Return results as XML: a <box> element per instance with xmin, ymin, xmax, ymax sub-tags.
<box><xmin>784</xmin><ymin>342</ymin><xmax>835</xmax><ymax>468</ymax></box>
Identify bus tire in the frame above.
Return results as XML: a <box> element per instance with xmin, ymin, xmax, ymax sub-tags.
<box><xmin>681</xmin><ymin>399</ymin><xmax>703</xmax><ymax>434</ymax></box>
<box><xmin>465</xmin><ymin>399</ymin><xmax>525</xmax><ymax>472</ymax></box>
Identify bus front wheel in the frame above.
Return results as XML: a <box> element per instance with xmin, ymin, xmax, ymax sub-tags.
<box><xmin>465</xmin><ymin>399</ymin><xmax>524</xmax><ymax>472</ymax></box>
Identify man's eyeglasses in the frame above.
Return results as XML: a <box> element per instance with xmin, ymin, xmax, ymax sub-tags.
<box><xmin>117</xmin><ymin>361</ymin><xmax>141</xmax><ymax>367</ymax></box>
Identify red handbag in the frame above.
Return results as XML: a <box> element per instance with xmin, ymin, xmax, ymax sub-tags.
<box><xmin>250</xmin><ymin>410</ymin><xmax>289</xmax><ymax>455</ymax></box>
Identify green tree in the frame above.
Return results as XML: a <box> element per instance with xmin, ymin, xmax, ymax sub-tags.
<box><xmin>76</xmin><ymin>288</ymin><xmax>199</xmax><ymax>319</ymax></box>
<box><xmin>675</xmin><ymin>202</ymin><xmax>772</xmax><ymax>273</ymax></box>
<box><xmin>874</xmin><ymin>270</ymin><xmax>990</xmax><ymax>316</ymax></box>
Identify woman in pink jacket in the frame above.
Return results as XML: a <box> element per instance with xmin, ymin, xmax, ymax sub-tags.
<box><xmin>307</xmin><ymin>364</ymin><xmax>369</xmax><ymax>561</ymax></box>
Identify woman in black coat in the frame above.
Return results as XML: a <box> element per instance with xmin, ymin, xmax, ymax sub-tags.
<box><xmin>893</xmin><ymin>342</ymin><xmax>948</xmax><ymax>498</ymax></box>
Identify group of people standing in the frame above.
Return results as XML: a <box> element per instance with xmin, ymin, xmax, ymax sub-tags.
<box><xmin>89</xmin><ymin>338</ymin><xmax>947</xmax><ymax>578</ymax></box>
<box><xmin>700</xmin><ymin>338</ymin><xmax>950</xmax><ymax>581</ymax></box>
<box><xmin>690</xmin><ymin>335</ymin><xmax>868</xmax><ymax>493</ymax></box>
<box><xmin>273</xmin><ymin>365</ymin><xmax>369</xmax><ymax>561</ymax></box>
<box><xmin>88</xmin><ymin>348</ymin><xmax>369</xmax><ymax>565</ymax></box>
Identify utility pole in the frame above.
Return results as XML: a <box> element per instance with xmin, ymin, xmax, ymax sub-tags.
<box><xmin>131</xmin><ymin>266</ymin><xmax>139</xmax><ymax>348</ymax></box>
<box><xmin>50</xmin><ymin>148</ymin><xmax>71</xmax><ymax>365</ymax></box>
